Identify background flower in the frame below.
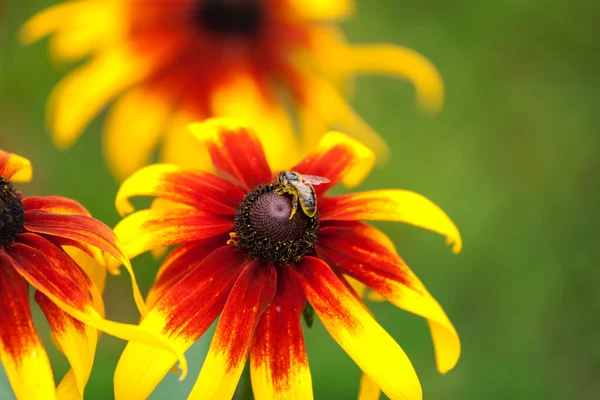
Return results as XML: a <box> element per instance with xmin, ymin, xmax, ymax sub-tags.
<box><xmin>2</xmin><ymin>0</ymin><xmax>597</xmax><ymax>399</ymax></box>
<box><xmin>22</xmin><ymin>0</ymin><xmax>443</xmax><ymax>180</ymax></box>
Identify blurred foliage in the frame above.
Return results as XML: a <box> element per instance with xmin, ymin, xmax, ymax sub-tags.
<box><xmin>1</xmin><ymin>0</ymin><xmax>599</xmax><ymax>399</ymax></box>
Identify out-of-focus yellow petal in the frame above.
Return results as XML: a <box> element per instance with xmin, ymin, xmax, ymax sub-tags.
<box><xmin>21</xmin><ymin>0</ymin><xmax>87</xmax><ymax>44</ymax></box>
<box><xmin>47</xmin><ymin>45</ymin><xmax>151</xmax><ymax>149</ymax></box>
<box><xmin>286</xmin><ymin>0</ymin><xmax>354</xmax><ymax>21</ymax></box>
<box><xmin>294</xmin><ymin>258</ymin><xmax>421</xmax><ymax>400</ymax></box>
<box><xmin>321</xmin><ymin>190</ymin><xmax>462</xmax><ymax>253</ymax></box>
<box><xmin>339</xmin><ymin>45</ymin><xmax>444</xmax><ymax>114</ymax></box>
<box><xmin>0</xmin><ymin>150</ymin><xmax>33</xmax><ymax>182</ymax></box>
<box><xmin>302</xmin><ymin>76</ymin><xmax>390</xmax><ymax>162</ymax></box>
<box><xmin>36</xmin><ymin>292</ymin><xmax>97</xmax><ymax>398</ymax></box>
<box><xmin>104</xmin><ymin>88</ymin><xmax>171</xmax><ymax>181</ymax></box>
<box><xmin>210</xmin><ymin>73</ymin><xmax>300</xmax><ymax>171</ymax></box>
<box><xmin>160</xmin><ymin>110</ymin><xmax>212</xmax><ymax>171</ymax></box>
<box><xmin>358</xmin><ymin>373</ymin><xmax>381</xmax><ymax>400</ymax></box>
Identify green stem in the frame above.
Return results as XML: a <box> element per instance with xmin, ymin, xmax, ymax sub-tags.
<box><xmin>233</xmin><ymin>362</ymin><xmax>254</xmax><ymax>400</ymax></box>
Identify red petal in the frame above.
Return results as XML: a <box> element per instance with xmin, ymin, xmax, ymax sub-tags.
<box><xmin>115</xmin><ymin>164</ymin><xmax>245</xmax><ymax>216</ymax></box>
<box><xmin>250</xmin><ymin>266</ymin><xmax>313</xmax><ymax>399</ymax></box>
<box><xmin>146</xmin><ymin>234</ymin><xmax>228</xmax><ymax>308</ymax></box>
<box><xmin>22</xmin><ymin>196</ymin><xmax>91</xmax><ymax>216</ymax></box>
<box><xmin>189</xmin><ymin>260</ymin><xmax>277</xmax><ymax>399</ymax></box>
<box><xmin>8</xmin><ymin>233</ymin><xmax>93</xmax><ymax>309</ymax></box>
<box><xmin>112</xmin><ymin>208</ymin><xmax>233</xmax><ymax>267</ymax></box>
<box><xmin>292</xmin><ymin>132</ymin><xmax>375</xmax><ymax>195</ymax></box>
<box><xmin>316</xmin><ymin>223</ymin><xmax>413</xmax><ymax>291</ymax></box>
<box><xmin>190</xmin><ymin>119</ymin><xmax>272</xmax><ymax>191</ymax></box>
<box><xmin>115</xmin><ymin>246</ymin><xmax>247</xmax><ymax>400</ymax></box>
<box><xmin>0</xmin><ymin>251</ymin><xmax>56</xmax><ymax>399</ymax></box>
<box><xmin>23</xmin><ymin>210</ymin><xmax>129</xmax><ymax>266</ymax></box>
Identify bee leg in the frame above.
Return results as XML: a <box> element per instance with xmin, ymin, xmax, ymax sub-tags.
<box><xmin>289</xmin><ymin>195</ymin><xmax>298</xmax><ymax>220</ymax></box>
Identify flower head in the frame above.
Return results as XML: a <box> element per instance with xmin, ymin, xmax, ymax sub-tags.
<box><xmin>23</xmin><ymin>0</ymin><xmax>444</xmax><ymax>180</ymax></box>
<box><xmin>0</xmin><ymin>149</ymin><xmax>187</xmax><ymax>399</ymax></box>
<box><xmin>111</xmin><ymin>119</ymin><xmax>461</xmax><ymax>400</ymax></box>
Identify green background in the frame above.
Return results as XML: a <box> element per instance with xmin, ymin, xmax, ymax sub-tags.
<box><xmin>1</xmin><ymin>0</ymin><xmax>597</xmax><ymax>399</ymax></box>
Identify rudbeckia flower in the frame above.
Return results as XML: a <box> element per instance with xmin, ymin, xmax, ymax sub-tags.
<box><xmin>0</xmin><ymin>149</ymin><xmax>187</xmax><ymax>399</ymax></box>
<box><xmin>109</xmin><ymin>118</ymin><xmax>461</xmax><ymax>400</ymax></box>
<box><xmin>23</xmin><ymin>0</ymin><xmax>444</xmax><ymax>180</ymax></box>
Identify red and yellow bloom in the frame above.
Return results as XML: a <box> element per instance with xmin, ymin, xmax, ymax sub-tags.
<box><xmin>0</xmin><ymin>150</ymin><xmax>187</xmax><ymax>400</ymax></box>
<box><xmin>110</xmin><ymin>119</ymin><xmax>461</xmax><ymax>400</ymax></box>
<box><xmin>23</xmin><ymin>0</ymin><xmax>444</xmax><ymax>180</ymax></box>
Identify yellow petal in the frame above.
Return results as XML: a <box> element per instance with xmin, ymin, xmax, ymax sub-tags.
<box><xmin>339</xmin><ymin>44</ymin><xmax>444</xmax><ymax>114</ymax></box>
<box><xmin>47</xmin><ymin>45</ymin><xmax>151</xmax><ymax>149</ymax></box>
<box><xmin>104</xmin><ymin>88</ymin><xmax>171</xmax><ymax>181</ymax></box>
<box><xmin>0</xmin><ymin>150</ymin><xmax>33</xmax><ymax>182</ymax></box>
<box><xmin>21</xmin><ymin>1</ymin><xmax>87</xmax><ymax>44</ymax></box>
<box><xmin>36</xmin><ymin>292</ymin><xmax>97</xmax><ymax>398</ymax></box>
<box><xmin>56</xmin><ymin>370</ymin><xmax>80</xmax><ymax>400</ymax></box>
<box><xmin>210</xmin><ymin>72</ymin><xmax>301</xmax><ymax>171</ymax></box>
<box><xmin>321</xmin><ymin>189</ymin><xmax>462</xmax><ymax>253</ymax></box>
<box><xmin>358</xmin><ymin>373</ymin><xmax>381</xmax><ymax>400</ymax></box>
<box><xmin>286</xmin><ymin>0</ymin><xmax>354</xmax><ymax>21</ymax></box>
<box><xmin>295</xmin><ymin>258</ymin><xmax>421</xmax><ymax>400</ymax></box>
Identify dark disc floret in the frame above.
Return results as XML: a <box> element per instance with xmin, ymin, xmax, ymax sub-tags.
<box><xmin>0</xmin><ymin>177</ymin><xmax>24</xmax><ymax>247</ymax></box>
<box><xmin>194</xmin><ymin>0</ymin><xmax>264</xmax><ymax>37</ymax></box>
<box><xmin>234</xmin><ymin>183</ymin><xmax>319</xmax><ymax>264</ymax></box>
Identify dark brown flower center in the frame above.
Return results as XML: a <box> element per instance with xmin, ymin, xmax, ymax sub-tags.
<box><xmin>0</xmin><ymin>177</ymin><xmax>24</xmax><ymax>247</ymax></box>
<box><xmin>195</xmin><ymin>0</ymin><xmax>264</xmax><ymax>37</ymax></box>
<box><xmin>234</xmin><ymin>183</ymin><xmax>319</xmax><ymax>264</ymax></box>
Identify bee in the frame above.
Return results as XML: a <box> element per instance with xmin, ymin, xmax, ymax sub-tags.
<box><xmin>274</xmin><ymin>171</ymin><xmax>330</xmax><ymax>219</ymax></box>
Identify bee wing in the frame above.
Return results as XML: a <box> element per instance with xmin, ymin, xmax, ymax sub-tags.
<box><xmin>290</xmin><ymin>180</ymin><xmax>315</xmax><ymax>199</ymax></box>
<box><xmin>299</xmin><ymin>174</ymin><xmax>330</xmax><ymax>185</ymax></box>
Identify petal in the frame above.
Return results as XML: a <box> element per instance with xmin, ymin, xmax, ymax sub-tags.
<box><xmin>210</xmin><ymin>73</ymin><xmax>301</xmax><ymax>172</ymax></box>
<box><xmin>35</xmin><ymin>291</ymin><xmax>97</xmax><ymax>398</ymax></box>
<box><xmin>293</xmin><ymin>257</ymin><xmax>422</xmax><ymax>400</ymax></box>
<box><xmin>110</xmin><ymin>208</ymin><xmax>232</xmax><ymax>269</ymax></box>
<box><xmin>301</xmin><ymin>76</ymin><xmax>390</xmax><ymax>161</ymax></box>
<box><xmin>317</xmin><ymin>223</ymin><xmax>460</xmax><ymax>373</ymax></box>
<box><xmin>115</xmin><ymin>246</ymin><xmax>245</xmax><ymax>400</ymax></box>
<box><xmin>0</xmin><ymin>252</ymin><xmax>56</xmax><ymax>400</ymax></box>
<box><xmin>0</xmin><ymin>150</ymin><xmax>32</xmax><ymax>182</ymax></box>
<box><xmin>160</xmin><ymin>109</ymin><xmax>212</xmax><ymax>172</ymax></box>
<box><xmin>320</xmin><ymin>190</ymin><xmax>462</xmax><ymax>253</ymax></box>
<box><xmin>189</xmin><ymin>118</ymin><xmax>272</xmax><ymax>191</ymax></box>
<box><xmin>339</xmin><ymin>45</ymin><xmax>444</xmax><ymax>114</ymax></box>
<box><xmin>286</xmin><ymin>0</ymin><xmax>354</xmax><ymax>21</ymax></box>
<box><xmin>64</xmin><ymin>246</ymin><xmax>107</xmax><ymax>295</ymax></box>
<box><xmin>23</xmin><ymin>210</ymin><xmax>148</xmax><ymax>315</ymax></box>
<box><xmin>115</xmin><ymin>164</ymin><xmax>244</xmax><ymax>216</ymax></box>
<box><xmin>250</xmin><ymin>266</ymin><xmax>313</xmax><ymax>400</ymax></box>
<box><xmin>5</xmin><ymin>235</ymin><xmax>188</xmax><ymax>378</ymax></box>
<box><xmin>358</xmin><ymin>374</ymin><xmax>382</xmax><ymax>400</ymax></box>
<box><xmin>146</xmin><ymin>235</ymin><xmax>227</xmax><ymax>309</ymax></box>
<box><xmin>104</xmin><ymin>88</ymin><xmax>171</xmax><ymax>181</ymax></box>
<box><xmin>22</xmin><ymin>196</ymin><xmax>90</xmax><ymax>216</ymax></box>
<box><xmin>47</xmin><ymin>45</ymin><xmax>151</xmax><ymax>149</ymax></box>
<box><xmin>293</xmin><ymin>132</ymin><xmax>375</xmax><ymax>194</ymax></box>
<box><xmin>188</xmin><ymin>260</ymin><xmax>277</xmax><ymax>400</ymax></box>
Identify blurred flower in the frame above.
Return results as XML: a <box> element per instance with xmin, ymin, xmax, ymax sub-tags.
<box><xmin>109</xmin><ymin>118</ymin><xmax>461</xmax><ymax>400</ymax></box>
<box><xmin>23</xmin><ymin>0</ymin><xmax>444</xmax><ymax>180</ymax></box>
<box><xmin>0</xmin><ymin>149</ymin><xmax>188</xmax><ymax>400</ymax></box>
